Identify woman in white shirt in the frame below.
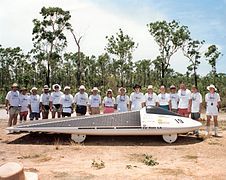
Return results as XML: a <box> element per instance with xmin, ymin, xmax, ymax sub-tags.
<box><xmin>103</xmin><ymin>89</ymin><xmax>115</xmax><ymax>114</ymax></box>
<box><xmin>157</xmin><ymin>85</ymin><xmax>171</xmax><ymax>111</ymax></box>
<box><xmin>116</xmin><ymin>87</ymin><xmax>129</xmax><ymax>112</ymax></box>
<box><xmin>28</xmin><ymin>87</ymin><xmax>40</xmax><ymax>121</ymax></box>
<box><xmin>145</xmin><ymin>85</ymin><xmax>158</xmax><ymax>107</ymax></box>
<box><xmin>19</xmin><ymin>87</ymin><xmax>29</xmax><ymax>123</ymax></box>
<box><xmin>169</xmin><ymin>85</ymin><xmax>179</xmax><ymax>113</ymax></box>
<box><xmin>88</xmin><ymin>87</ymin><xmax>101</xmax><ymax>115</ymax></box>
<box><xmin>60</xmin><ymin>86</ymin><xmax>74</xmax><ymax>117</ymax></box>
<box><xmin>40</xmin><ymin>85</ymin><xmax>50</xmax><ymax>119</ymax></box>
<box><xmin>130</xmin><ymin>84</ymin><xmax>145</xmax><ymax>111</ymax></box>
<box><xmin>205</xmin><ymin>84</ymin><xmax>221</xmax><ymax>136</ymax></box>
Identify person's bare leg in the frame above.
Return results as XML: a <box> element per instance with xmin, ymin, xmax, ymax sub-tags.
<box><xmin>213</xmin><ymin>116</ymin><xmax>218</xmax><ymax>136</ymax></box>
<box><xmin>12</xmin><ymin>115</ymin><xmax>17</xmax><ymax>125</ymax></box>
<box><xmin>52</xmin><ymin>111</ymin><xmax>56</xmax><ymax>119</ymax></box>
<box><xmin>57</xmin><ymin>112</ymin><xmax>61</xmax><ymax>118</ymax></box>
<box><xmin>8</xmin><ymin>116</ymin><xmax>13</xmax><ymax>127</ymax></box>
<box><xmin>206</xmin><ymin>115</ymin><xmax>211</xmax><ymax>135</ymax></box>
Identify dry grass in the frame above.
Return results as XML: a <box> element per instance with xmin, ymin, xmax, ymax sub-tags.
<box><xmin>129</xmin><ymin>153</ymin><xmax>159</xmax><ymax>166</ymax></box>
<box><xmin>91</xmin><ymin>159</ymin><xmax>105</xmax><ymax>170</ymax></box>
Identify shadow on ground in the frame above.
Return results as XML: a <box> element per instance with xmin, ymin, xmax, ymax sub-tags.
<box><xmin>8</xmin><ymin>133</ymin><xmax>203</xmax><ymax>146</ymax></box>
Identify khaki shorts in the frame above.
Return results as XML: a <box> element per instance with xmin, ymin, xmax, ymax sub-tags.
<box><xmin>90</xmin><ymin>107</ymin><xmax>100</xmax><ymax>115</ymax></box>
<box><xmin>9</xmin><ymin>106</ymin><xmax>20</xmax><ymax>116</ymax></box>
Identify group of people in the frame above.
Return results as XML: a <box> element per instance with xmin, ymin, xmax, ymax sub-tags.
<box><xmin>5</xmin><ymin>82</ymin><xmax>221</xmax><ymax>136</ymax></box>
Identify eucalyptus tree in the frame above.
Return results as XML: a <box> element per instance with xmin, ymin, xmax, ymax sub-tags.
<box><xmin>204</xmin><ymin>45</ymin><xmax>222</xmax><ymax>84</ymax></box>
<box><xmin>182</xmin><ymin>39</ymin><xmax>204</xmax><ymax>87</ymax></box>
<box><xmin>147</xmin><ymin>20</ymin><xmax>190</xmax><ymax>84</ymax></box>
<box><xmin>31</xmin><ymin>6</ymin><xmax>72</xmax><ymax>86</ymax></box>
<box><xmin>105</xmin><ymin>28</ymin><xmax>137</xmax><ymax>87</ymax></box>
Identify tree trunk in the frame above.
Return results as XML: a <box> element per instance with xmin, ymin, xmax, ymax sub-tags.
<box><xmin>161</xmin><ymin>62</ymin><xmax>165</xmax><ymax>85</ymax></box>
<box><xmin>76</xmin><ymin>46</ymin><xmax>81</xmax><ymax>87</ymax></box>
<box><xmin>194</xmin><ymin>66</ymin><xmax>198</xmax><ymax>87</ymax></box>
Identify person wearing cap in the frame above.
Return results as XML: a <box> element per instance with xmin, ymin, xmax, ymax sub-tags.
<box><xmin>177</xmin><ymin>83</ymin><xmax>191</xmax><ymax>117</ymax></box>
<box><xmin>60</xmin><ymin>86</ymin><xmax>74</xmax><ymax>117</ymax></box>
<box><xmin>5</xmin><ymin>83</ymin><xmax>20</xmax><ymax>126</ymax></box>
<box><xmin>88</xmin><ymin>87</ymin><xmax>101</xmax><ymax>115</ymax></box>
<box><xmin>130</xmin><ymin>84</ymin><xmax>145</xmax><ymax>111</ymax></box>
<box><xmin>205</xmin><ymin>84</ymin><xmax>221</xmax><ymax>136</ymax></box>
<box><xmin>103</xmin><ymin>89</ymin><xmax>116</xmax><ymax>114</ymax></box>
<box><xmin>19</xmin><ymin>87</ymin><xmax>29</xmax><ymax>123</ymax></box>
<box><xmin>157</xmin><ymin>85</ymin><xmax>171</xmax><ymax>111</ymax></box>
<box><xmin>40</xmin><ymin>85</ymin><xmax>50</xmax><ymax>119</ymax></box>
<box><xmin>28</xmin><ymin>87</ymin><xmax>41</xmax><ymax>120</ymax></box>
<box><xmin>145</xmin><ymin>85</ymin><xmax>158</xmax><ymax>107</ymax></box>
<box><xmin>74</xmin><ymin>85</ymin><xmax>89</xmax><ymax>116</ymax></box>
<box><xmin>169</xmin><ymin>85</ymin><xmax>179</xmax><ymax>113</ymax></box>
<box><xmin>50</xmin><ymin>84</ymin><xmax>63</xmax><ymax>118</ymax></box>
<box><xmin>116</xmin><ymin>87</ymin><xmax>130</xmax><ymax>112</ymax></box>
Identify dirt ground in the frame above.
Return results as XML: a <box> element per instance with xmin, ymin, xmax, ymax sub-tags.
<box><xmin>1</xmin><ymin>113</ymin><xmax>226</xmax><ymax>180</ymax></box>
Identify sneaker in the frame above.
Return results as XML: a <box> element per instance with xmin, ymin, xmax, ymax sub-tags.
<box><xmin>214</xmin><ymin>127</ymin><xmax>219</xmax><ymax>137</ymax></box>
<box><xmin>205</xmin><ymin>126</ymin><xmax>210</xmax><ymax>136</ymax></box>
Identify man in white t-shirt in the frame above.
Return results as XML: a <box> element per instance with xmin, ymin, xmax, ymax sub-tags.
<box><xmin>60</xmin><ymin>86</ymin><xmax>74</xmax><ymax>117</ymax></box>
<box><xmin>178</xmin><ymin>83</ymin><xmax>191</xmax><ymax>117</ymax></box>
<box><xmin>50</xmin><ymin>84</ymin><xmax>63</xmax><ymax>118</ymax></box>
<box><xmin>19</xmin><ymin>87</ymin><xmax>29</xmax><ymax>123</ymax></box>
<box><xmin>5</xmin><ymin>83</ymin><xmax>20</xmax><ymax>126</ymax></box>
<box><xmin>88</xmin><ymin>87</ymin><xmax>101</xmax><ymax>115</ymax></box>
<box><xmin>205</xmin><ymin>84</ymin><xmax>221</xmax><ymax>136</ymax></box>
<box><xmin>130</xmin><ymin>84</ymin><xmax>145</xmax><ymax>111</ymax></box>
<box><xmin>28</xmin><ymin>87</ymin><xmax>40</xmax><ymax>120</ymax></box>
<box><xmin>157</xmin><ymin>85</ymin><xmax>171</xmax><ymax>111</ymax></box>
<box><xmin>40</xmin><ymin>85</ymin><xmax>50</xmax><ymax>119</ymax></box>
<box><xmin>116</xmin><ymin>87</ymin><xmax>130</xmax><ymax>112</ymax></box>
<box><xmin>145</xmin><ymin>85</ymin><xmax>158</xmax><ymax>107</ymax></box>
<box><xmin>169</xmin><ymin>85</ymin><xmax>179</xmax><ymax>113</ymax></box>
<box><xmin>74</xmin><ymin>85</ymin><xmax>89</xmax><ymax>116</ymax></box>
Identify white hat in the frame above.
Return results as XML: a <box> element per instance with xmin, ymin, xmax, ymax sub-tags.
<box><xmin>43</xmin><ymin>85</ymin><xmax>49</xmax><ymax>89</ymax></box>
<box><xmin>30</xmin><ymin>87</ymin><xmax>38</xmax><ymax>93</ymax></box>
<box><xmin>0</xmin><ymin>162</ymin><xmax>38</xmax><ymax>180</ymax></box>
<box><xmin>52</xmin><ymin>84</ymin><xmax>61</xmax><ymax>91</ymax></box>
<box><xmin>106</xmin><ymin>89</ymin><xmax>113</xmax><ymax>94</ymax></box>
<box><xmin>79</xmin><ymin>85</ymin><xmax>86</xmax><ymax>90</ymax></box>
<box><xmin>207</xmin><ymin>84</ymin><xmax>217</xmax><ymax>91</ymax></box>
<box><xmin>11</xmin><ymin>83</ymin><xmax>18</xmax><ymax>88</ymax></box>
<box><xmin>92</xmin><ymin>87</ymin><xmax>99</xmax><ymax>92</ymax></box>
<box><xmin>147</xmin><ymin>85</ymin><xmax>153</xmax><ymax>89</ymax></box>
<box><xmin>64</xmin><ymin>86</ymin><xmax>70</xmax><ymax>91</ymax></box>
<box><xmin>118</xmin><ymin>87</ymin><xmax>126</xmax><ymax>92</ymax></box>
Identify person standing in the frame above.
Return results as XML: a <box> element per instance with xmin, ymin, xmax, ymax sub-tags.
<box><xmin>178</xmin><ymin>83</ymin><xmax>191</xmax><ymax>117</ymax></box>
<box><xmin>144</xmin><ymin>85</ymin><xmax>158</xmax><ymax>107</ymax></box>
<box><xmin>19</xmin><ymin>87</ymin><xmax>29</xmax><ymax>123</ymax></box>
<box><xmin>116</xmin><ymin>87</ymin><xmax>130</xmax><ymax>112</ymax></box>
<box><xmin>28</xmin><ymin>87</ymin><xmax>41</xmax><ymax>121</ymax></box>
<box><xmin>40</xmin><ymin>85</ymin><xmax>50</xmax><ymax>119</ymax></box>
<box><xmin>50</xmin><ymin>84</ymin><xmax>63</xmax><ymax>118</ymax></box>
<box><xmin>60</xmin><ymin>86</ymin><xmax>74</xmax><ymax>117</ymax></box>
<box><xmin>88</xmin><ymin>87</ymin><xmax>101</xmax><ymax>115</ymax></box>
<box><xmin>5</xmin><ymin>83</ymin><xmax>20</xmax><ymax>126</ymax></box>
<box><xmin>169</xmin><ymin>85</ymin><xmax>179</xmax><ymax>113</ymax></box>
<box><xmin>205</xmin><ymin>84</ymin><xmax>221</xmax><ymax>136</ymax></box>
<box><xmin>74</xmin><ymin>85</ymin><xmax>89</xmax><ymax>116</ymax></box>
<box><xmin>103</xmin><ymin>89</ymin><xmax>116</xmax><ymax>114</ymax></box>
<box><xmin>157</xmin><ymin>85</ymin><xmax>171</xmax><ymax>111</ymax></box>
<box><xmin>130</xmin><ymin>84</ymin><xmax>145</xmax><ymax>111</ymax></box>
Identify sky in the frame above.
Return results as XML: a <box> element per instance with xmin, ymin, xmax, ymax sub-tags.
<box><xmin>0</xmin><ymin>0</ymin><xmax>225</xmax><ymax>75</ymax></box>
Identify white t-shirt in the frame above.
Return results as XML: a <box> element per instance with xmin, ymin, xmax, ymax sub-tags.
<box><xmin>40</xmin><ymin>93</ymin><xmax>50</xmax><ymax>106</ymax></box>
<box><xmin>191</xmin><ymin>92</ymin><xmax>202</xmax><ymax>113</ymax></box>
<box><xmin>19</xmin><ymin>94</ymin><xmax>29</xmax><ymax>112</ymax></box>
<box><xmin>205</xmin><ymin>92</ymin><xmax>220</xmax><ymax>108</ymax></box>
<box><xmin>116</xmin><ymin>95</ymin><xmax>130</xmax><ymax>112</ymax></box>
<box><xmin>88</xmin><ymin>94</ymin><xmax>101</xmax><ymax>108</ymax></box>
<box><xmin>74</xmin><ymin>92</ymin><xmax>88</xmax><ymax>106</ymax></box>
<box><xmin>145</xmin><ymin>92</ymin><xmax>158</xmax><ymax>106</ymax></box>
<box><xmin>29</xmin><ymin>94</ymin><xmax>40</xmax><ymax>113</ymax></box>
<box><xmin>50</xmin><ymin>91</ymin><xmax>63</xmax><ymax>104</ymax></box>
<box><xmin>170</xmin><ymin>93</ymin><xmax>179</xmax><ymax>109</ymax></box>
<box><xmin>157</xmin><ymin>93</ymin><xmax>170</xmax><ymax>106</ymax></box>
<box><xmin>60</xmin><ymin>94</ymin><xmax>74</xmax><ymax>113</ymax></box>
<box><xmin>103</xmin><ymin>97</ymin><xmax>115</xmax><ymax>107</ymax></box>
<box><xmin>178</xmin><ymin>89</ymin><xmax>191</xmax><ymax>109</ymax></box>
<box><xmin>5</xmin><ymin>91</ymin><xmax>20</xmax><ymax>106</ymax></box>
<box><xmin>130</xmin><ymin>92</ymin><xmax>145</xmax><ymax>111</ymax></box>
